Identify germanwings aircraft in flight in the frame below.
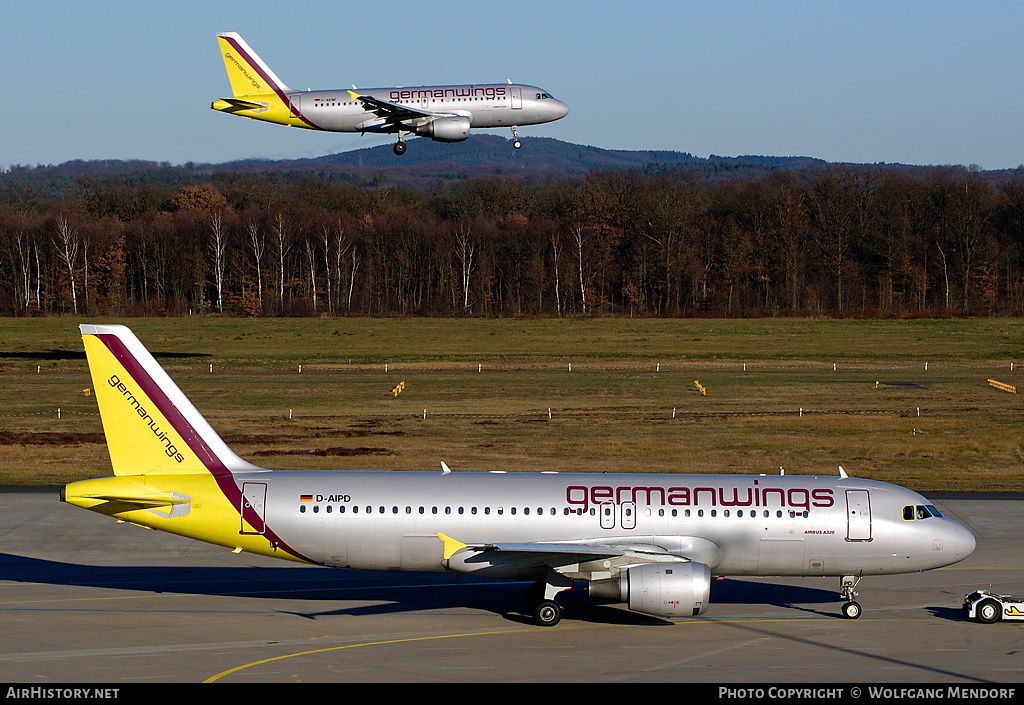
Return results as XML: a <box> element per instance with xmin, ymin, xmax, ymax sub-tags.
<box><xmin>61</xmin><ymin>325</ymin><xmax>975</xmax><ymax>627</ymax></box>
<box><xmin>211</xmin><ymin>32</ymin><xmax>569</xmax><ymax>156</ymax></box>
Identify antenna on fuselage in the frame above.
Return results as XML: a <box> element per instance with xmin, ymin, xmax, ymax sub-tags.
<box><xmin>441</xmin><ymin>461</ymin><xmax>451</xmax><ymax>475</ymax></box>
<box><xmin>839</xmin><ymin>465</ymin><xmax>849</xmax><ymax>478</ymax></box>
<box><xmin>779</xmin><ymin>467</ymin><xmax>785</xmax><ymax>475</ymax></box>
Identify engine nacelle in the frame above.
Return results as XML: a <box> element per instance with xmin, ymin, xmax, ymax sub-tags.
<box><xmin>589</xmin><ymin>562</ymin><xmax>711</xmax><ymax>618</ymax></box>
<box><xmin>417</xmin><ymin>115</ymin><xmax>471</xmax><ymax>143</ymax></box>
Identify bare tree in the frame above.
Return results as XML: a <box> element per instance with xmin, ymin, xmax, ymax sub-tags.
<box><xmin>347</xmin><ymin>245</ymin><xmax>359</xmax><ymax>312</ymax></box>
<box><xmin>550</xmin><ymin>231</ymin><xmax>562</xmax><ymax>316</ymax></box>
<box><xmin>273</xmin><ymin>214</ymin><xmax>292</xmax><ymax>309</ymax></box>
<box><xmin>936</xmin><ymin>241</ymin><xmax>950</xmax><ymax>310</ymax></box>
<box><xmin>54</xmin><ymin>215</ymin><xmax>79</xmax><ymax>314</ymax></box>
<box><xmin>247</xmin><ymin>219</ymin><xmax>265</xmax><ymax>312</ymax></box>
<box><xmin>810</xmin><ymin>168</ymin><xmax>862</xmax><ymax>312</ymax></box>
<box><xmin>572</xmin><ymin>225</ymin><xmax>588</xmax><ymax>314</ymax></box>
<box><xmin>14</xmin><ymin>231</ymin><xmax>33</xmax><ymax>310</ymax></box>
<box><xmin>455</xmin><ymin>223</ymin><xmax>474</xmax><ymax>312</ymax></box>
<box><xmin>319</xmin><ymin>219</ymin><xmax>349</xmax><ymax>315</ymax></box>
<box><xmin>209</xmin><ymin>212</ymin><xmax>228</xmax><ymax>313</ymax></box>
<box><xmin>304</xmin><ymin>237</ymin><xmax>318</xmax><ymax>311</ymax></box>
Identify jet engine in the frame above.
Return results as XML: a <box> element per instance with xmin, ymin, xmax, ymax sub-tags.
<box><xmin>417</xmin><ymin>115</ymin><xmax>471</xmax><ymax>142</ymax></box>
<box><xmin>588</xmin><ymin>562</ymin><xmax>711</xmax><ymax>618</ymax></box>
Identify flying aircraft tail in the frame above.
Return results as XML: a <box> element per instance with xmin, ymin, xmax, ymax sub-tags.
<box><xmin>215</xmin><ymin>31</ymin><xmax>293</xmax><ymax>97</ymax></box>
<box><xmin>212</xmin><ymin>32</ymin><xmax>317</xmax><ymax>128</ymax></box>
<box><xmin>80</xmin><ymin>324</ymin><xmax>261</xmax><ymax>478</ymax></box>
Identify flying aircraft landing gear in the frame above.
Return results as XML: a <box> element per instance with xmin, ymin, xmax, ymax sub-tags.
<box><xmin>511</xmin><ymin>126</ymin><xmax>522</xmax><ymax>150</ymax></box>
<box><xmin>393</xmin><ymin>138</ymin><xmax>407</xmax><ymax>156</ymax></box>
<box><xmin>840</xmin><ymin>575</ymin><xmax>862</xmax><ymax>619</ymax></box>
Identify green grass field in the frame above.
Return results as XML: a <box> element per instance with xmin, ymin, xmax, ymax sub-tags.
<box><xmin>1</xmin><ymin>317</ymin><xmax>1022</xmax><ymax>491</ymax></box>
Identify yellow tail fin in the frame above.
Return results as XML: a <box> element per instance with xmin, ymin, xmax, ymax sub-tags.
<box><xmin>212</xmin><ymin>32</ymin><xmax>316</xmax><ymax>129</ymax></box>
<box><xmin>216</xmin><ymin>31</ymin><xmax>292</xmax><ymax>98</ymax></box>
<box><xmin>81</xmin><ymin>324</ymin><xmax>261</xmax><ymax>477</ymax></box>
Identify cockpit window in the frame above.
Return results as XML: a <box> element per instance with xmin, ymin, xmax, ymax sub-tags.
<box><xmin>535</xmin><ymin>93</ymin><xmax>554</xmax><ymax>100</ymax></box>
<box><xmin>903</xmin><ymin>504</ymin><xmax>940</xmax><ymax>521</ymax></box>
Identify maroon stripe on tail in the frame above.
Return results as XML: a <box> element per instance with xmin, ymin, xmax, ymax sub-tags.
<box><xmin>94</xmin><ymin>333</ymin><xmax>314</xmax><ymax>564</ymax></box>
<box><xmin>220</xmin><ymin>35</ymin><xmax>319</xmax><ymax>129</ymax></box>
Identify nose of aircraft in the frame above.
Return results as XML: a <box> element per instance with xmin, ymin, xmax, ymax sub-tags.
<box><xmin>953</xmin><ymin>521</ymin><xmax>976</xmax><ymax>562</ymax></box>
<box><xmin>550</xmin><ymin>99</ymin><xmax>569</xmax><ymax>120</ymax></box>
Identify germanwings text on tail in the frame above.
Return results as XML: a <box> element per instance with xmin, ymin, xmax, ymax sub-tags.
<box><xmin>211</xmin><ymin>32</ymin><xmax>568</xmax><ymax>156</ymax></box>
<box><xmin>61</xmin><ymin>325</ymin><xmax>975</xmax><ymax>626</ymax></box>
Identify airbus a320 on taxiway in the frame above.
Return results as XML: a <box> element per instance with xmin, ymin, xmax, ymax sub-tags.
<box><xmin>62</xmin><ymin>325</ymin><xmax>974</xmax><ymax>626</ymax></box>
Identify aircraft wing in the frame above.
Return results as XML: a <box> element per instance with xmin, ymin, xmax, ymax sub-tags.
<box><xmin>349</xmin><ymin>91</ymin><xmax>435</xmax><ymax>123</ymax></box>
<box><xmin>438</xmin><ymin>533</ymin><xmax>687</xmax><ymax>571</ymax></box>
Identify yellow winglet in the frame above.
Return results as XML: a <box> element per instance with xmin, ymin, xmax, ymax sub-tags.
<box><xmin>347</xmin><ymin>89</ymin><xmax>360</xmax><ymax>101</ymax></box>
<box><xmin>436</xmin><ymin>533</ymin><xmax>467</xmax><ymax>560</ymax></box>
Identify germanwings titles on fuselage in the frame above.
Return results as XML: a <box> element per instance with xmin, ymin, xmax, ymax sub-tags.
<box><xmin>61</xmin><ymin>325</ymin><xmax>975</xmax><ymax>627</ymax></box>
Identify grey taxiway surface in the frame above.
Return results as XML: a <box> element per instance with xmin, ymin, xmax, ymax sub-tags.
<box><xmin>0</xmin><ymin>488</ymin><xmax>1021</xmax><ymax>683</ymax></box>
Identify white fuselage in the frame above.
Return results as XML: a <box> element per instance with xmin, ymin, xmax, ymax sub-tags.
<box><xmin>295</xmin><ymin>84</ymin><xmax>568</xmax><ymax>132</ymax></box>
<box><xmin>227</xmin><ymin>471</ymin><xmax>974</xmax><ymax>580</ymax></box>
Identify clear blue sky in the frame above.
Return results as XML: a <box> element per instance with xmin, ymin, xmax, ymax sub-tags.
<box><xmin>3</xmin><ymin>1</ymin><xmax>1022</xmax><ymax>169</ymax></box>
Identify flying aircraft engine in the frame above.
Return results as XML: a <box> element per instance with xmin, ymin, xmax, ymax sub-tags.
<box><xmin>415</xmin><ymin>115</ymin><xmax>471</xmax><ymax>142</ymax></box>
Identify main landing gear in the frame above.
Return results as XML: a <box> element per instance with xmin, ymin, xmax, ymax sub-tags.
<box><xmin>840</xmin><ymin>575</ymin><xmax>862</xmax><ymax>619</ymax></box>
<box><xmin>511</xmin><ymin>126</ymin><xmax>522</xmax><ymax>150</ymax></box>
<box><xmin>392</xmin><ymin>130</ymin><xmax>409</xmax><ymax>156</ymax></box>
<box><xmin>525</xmin><ymin>571</ymin><xmax>571</xmax><ymax>626</ymax></box>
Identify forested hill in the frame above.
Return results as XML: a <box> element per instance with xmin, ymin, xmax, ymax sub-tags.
<box><xmin>3</xmin><ymin>136</ymin><xmax>839</xmax><ymax>192</ymax></box>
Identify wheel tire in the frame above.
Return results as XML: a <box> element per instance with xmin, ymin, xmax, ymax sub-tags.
<box><xmin>977</xmin><ymin>599</ymin><xmax>1002</xmax><ymax>624</ymax></box>
<box><xmin>513</xmin><ymin>140</ymin><xmax>522</xmax><ymax>149</ymax></box>
<box><xmin>534</xmin><ymin>599</ymin><xmax>562</xmax><ymax>627</ymax></box>
<box><xmin>393</xmin><ymin>142</ymin><xmax>407</xmax><ymax>156</ymax></box>
<box><xmin>842</xmin><ymin>601</ymin><xmax>862</xmax><ymax>619</ymax></box>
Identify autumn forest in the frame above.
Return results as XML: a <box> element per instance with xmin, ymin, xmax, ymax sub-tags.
<box><xmin>3</xmin><ymin>163</ymin><xmax>1024</xmax><ymax>319</ymax></box>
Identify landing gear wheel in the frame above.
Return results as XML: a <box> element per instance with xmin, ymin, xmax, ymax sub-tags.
<box><xmin>977</xmin><ymin>598</ymin><xmax>1002</xmax><ymax>624</ymax></box>
<box><xmin>513</xmin><ymin>140</ymin><xmax>522</xmax><ymax>149</ymax></box>
<box><xmin>393</xmin><ymin>141</ymin><xmax>407</xmax><ymax>156</ymax></box>
<box><xmin>534</xmin><ymin>599</ymin><xmax>562</xmax><ymax>627</ymax></box>
<box><xmin>842</xmin><ymin>601</ymin><xmax>862</xmax><ymax>619</ymax></box>
<box><xmin>511</xmin><ymin>126</ymin><xmax>521</xmax><ymax>149</ymax></box>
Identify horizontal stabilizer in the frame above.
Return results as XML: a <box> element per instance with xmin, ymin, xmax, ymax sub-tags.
<box><xmin>88</xmin><ymin>493</ymin><xmax>190</xmax><ymax>508</ymax></box>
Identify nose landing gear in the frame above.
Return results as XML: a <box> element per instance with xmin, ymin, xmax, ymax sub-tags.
<box><xmin>512</xmin><ymin>126</ymin><xmax>522</xmax><ymax>150</ymax></box>
<box><xmin>840</xmin><ymin>575</ymin><xmax>862</xmax><ymax>619</ymax></box>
